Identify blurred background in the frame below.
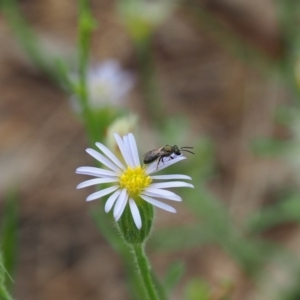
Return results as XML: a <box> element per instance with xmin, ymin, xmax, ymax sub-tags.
<box><xmin>2</xmin><ymin>0</ymin><xmax>300</xmax><ymax>299</ymax></box>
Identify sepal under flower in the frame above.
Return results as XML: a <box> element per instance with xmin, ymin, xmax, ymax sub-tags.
<box><xmin>118</xmin><ymin>199</ymin><xmax>154</xmax><ymax>244</ymax></box>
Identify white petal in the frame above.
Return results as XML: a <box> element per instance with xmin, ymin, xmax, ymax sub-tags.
<box><xmin>77</xmin><ymin>177</ymin><xmax>118</xmax><ymax>189</ymax></box>
<box><xmin>142</xmin><ymin>188</ymin><xmax>182</xmax><ymax>201</ymax></box>
<box><xmin>114</xmin><ymin>133</ymin><xmax>134</xmax><ymax>167</ymax></box>
<box><xmin>105</xmin><ymin>189</ymin><xmax>122</xmax><ymax>213</ymax></box>
<box><xmin>140</xmin><ymin>195</ymin><xmax>176</xmax><ymax>213</ymax></box>
<box><xmin>86</xmin><ymin>148</ymin><xmax>121</xmax><ymax>173</ymax></box>
<box><xmin>129</xmin><ymin>198</ymin><xmax>142</xmax><ymax>229</ymax></box>
<box><xmin>149</xmin><ymin>181</ymin><xmax>194</xmax><ymax>189</ymax></box>
<box><xmin>128</xmin><ymin>133</ymin><xmax>140</xmax><ymax>167</ymax></box>
<box><xmin>123</xmin><ymin>135</ymin><xmax>135</xmax><ymax>167</ymax></box>
<box><xmin>86</xmin><ymin>186</ymin><xmax>119</xmax><ymax>201</ymax></box>
<box><xmin>96</xmin><ymin>142</ymin><xmax>125</xmax><ymax>170</ymax></box>
<box><xmin>76</xmin><ymin>166</ymin><xmax>117</xmax><ymax>177</ymax></box>
<box><xmin>146</xmin><ymin>156</ymin><xmax>186</xmax><ymax>174</ymax></box>
<box><xmin>151</xmin><ymin>174</ymin><xmax>192</xmax><ymax>181</ymax></box>
<box><xmin>113</xmin><ymin>189</ymin><xmax>128</xmax><ymax>220</ymax></box>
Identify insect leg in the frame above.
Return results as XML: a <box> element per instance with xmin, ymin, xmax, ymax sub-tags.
<box><xmin>168</xmin><ymin>155</ymin><xmax>174</xmax><ymax>162</ymax></box>
<box><xmin>156</xmin><ymin>156</ymin><xmax>162</xmax><ymax>170</ymax></box>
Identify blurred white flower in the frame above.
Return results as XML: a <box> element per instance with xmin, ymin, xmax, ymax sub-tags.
<box><xmin>71</xmin><ymin>59</ymin><xmax>135</xmax><ymax>111</ymax></box>
<box><xmin>119</xmin><ymin>0</ymin><xmax>175</xmax><ymax>41</ymax></box>
<box><xmin>105</xmin><ymin>114</ymin><xmax>138</xmax><ymax>156</ymax></box>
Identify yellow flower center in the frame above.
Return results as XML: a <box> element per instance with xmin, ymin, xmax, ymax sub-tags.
<box><xmin>119</xmin><ymin>166</ymin><xmax>152</xmax><ymax>198</ymax></box>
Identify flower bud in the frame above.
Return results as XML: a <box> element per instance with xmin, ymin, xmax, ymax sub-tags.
<box><xmin>117</xmin><ymin>198</ymin><xmax>154</xmax><ymax>244</ymax></box>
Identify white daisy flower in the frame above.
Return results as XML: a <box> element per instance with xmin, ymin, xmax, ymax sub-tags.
<box><xmin>76</xmin><ymin>133</ymin><xmax>194</xmax><ymax>229</ymax></box>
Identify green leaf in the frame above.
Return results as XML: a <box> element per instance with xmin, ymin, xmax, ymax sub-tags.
<box><xmin>0</xmin><ymin>0</ymin><xmax>63</xmax><ymax>82</ymax></box>
<box><xmin>0</xmin><ymin>284</ymin><xmax>14</xmax><ymax>300</ymax></box>
<box><xmin>182</xmin><ymin>186</ymin><xmax>273</xmax><ymax>274</ymax></box>
<box><xmin>246</xmin><ymin>191</ymin><xmax>300</xmax><ymax>234</ymax></box>
<box><xmin>251</xmin><ymin>138</ymin><xmax>288</xmax><ymax>157</ymax></box>
<box><xmin>0</xmin><ymin>252</ymin><xmax>13</xmax><ymax>299</ymax></box>
<box><xmin>0</xmin><ymin>188</ymin><xmax>19</xmax><ymax>291</ymax></box>
<box><xmin>150</xmin><ymin>224</ymin><xmax>215</xmax><ymax>251</ymax></box>
<box><xmin>275</xmin><ymin>105</ymin><xmax>300</xmax><ymax>125</ymax></box>
<box><xmin>53</xmin><ymin>58</ymin><xmax>73</xmax><ymax>91</ymax></box>
<box><xmin>163</xmin><ymin>261</ymin><xmax>185</xmax><ymax>293</ymax></box>
<box><xmin>184</xmin><ymin>278</ymin><xmax>210</xmax><ymax>300</ymax></box>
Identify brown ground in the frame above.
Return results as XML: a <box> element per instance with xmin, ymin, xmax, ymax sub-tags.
<box><xmin>0</xmin><ymin>1</ymin><xmax>298</xmax><ymax>299</ymax></box>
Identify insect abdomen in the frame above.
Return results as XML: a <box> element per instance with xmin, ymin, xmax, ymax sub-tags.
<box><xmin>143</xmin><ymin>148</ymin><xmax>161</xmax><ymax>164</ymax></box>
<box><xmin>143</xmin><ymin>153</ymin><xmax>157</xmax><ymax>164</ymax></box>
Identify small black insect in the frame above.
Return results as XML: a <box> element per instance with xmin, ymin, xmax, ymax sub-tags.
<box><xmin>143</xmin><ymin>145</ymin><xmax>194</xmax><ymax>169</ymax></box>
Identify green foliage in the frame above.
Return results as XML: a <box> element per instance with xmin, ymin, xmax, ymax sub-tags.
<box><xmin>247</xmin><ymin>191</ymin><xmax>300</xmax><ymax>234</ymax></box>
<box><xmin>163</xmin><ymin>261</ymin><xmax>185</xmax><ymax>294</ymax></box>
<box><xmin>0</xmin><ymin>189</ymin><xmax>18</xmax><ymax>300</ymax></box>
<box><xmin>184</xmin><ymin>278</ymin><xmax>210</xmax><ymax>300</ymax></box>
<box><xmin>251</xmin><ymin>138</ymin><xmax>289</xmax><ymax>157</ymax></box>
<box><xmin>0</xmin><ymin>0</ymin><xmax>67</xmax><ymax>83</ymax></box>
<box><xmin>0</xmin><ymin>189</ymin><xmax>18</xmax><ymax>292</ymax></box>
<box><xmin>4</xmin><ymin>0</ymin><xmax>300</xmax><ymax>299</ymax></box>
<box><xmin>0</xmin><ymin>252</ymin><xmax>14</xmax><ymax>300</ymax></box>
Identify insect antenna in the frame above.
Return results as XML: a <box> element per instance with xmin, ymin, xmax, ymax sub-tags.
<box><xmin>180</xmin><ymin>147</ymin><xmax>195</xmax><ymax>155</ymax></box>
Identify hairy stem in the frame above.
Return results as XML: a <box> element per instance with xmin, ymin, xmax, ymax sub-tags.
<box><xmin>132</xmin><ymin>244</ymin><xmax>160</xmax><ymax>300</ymax></box>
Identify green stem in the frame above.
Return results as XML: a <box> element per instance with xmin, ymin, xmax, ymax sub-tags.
<box><xmin>77</xmin><ymin>0</ymin><xmax>98</xmax><ymax>144</ymax></box>
<box><xmin>0</xmin><ymin>286</ymin><xmax>14</xmax><ymax>300</ymax></box>
<box><xmin>132</xmin><ymin>244</ymin><xmax>159</xmax><ymax>300</ymax></box>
